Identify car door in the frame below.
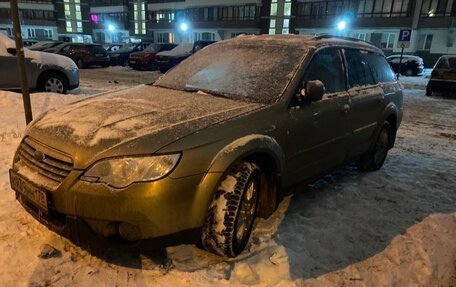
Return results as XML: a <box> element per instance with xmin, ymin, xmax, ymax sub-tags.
<box><xmin>285</xmin><ymin>48</ymin><xmax>350</xmax><ymax>185</ymax></box>
<box><xmin>343</xmin><ymin>49</ymin><xmax>385</xmax><ymax>159</ymax></box>
<box><xmin>0</xmin><ymin>44</ymin><xmax>32</xmax><ymax>89</ymax></box>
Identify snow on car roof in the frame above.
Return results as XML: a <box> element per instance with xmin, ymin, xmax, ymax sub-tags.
<box><xmin>0</xmin><ymin>33</ymin><xmax>76</xmax><ymax>70</ymax></box>
<box><xmin>221</xmin><ymin>34</ymin><xmax>382</xmax><ymax>54</ymax></box>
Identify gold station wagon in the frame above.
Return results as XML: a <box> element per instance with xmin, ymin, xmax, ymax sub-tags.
<box><xmin>10</xmin><ymin>35</ymin><xmax>403</xmax><ymax>257</ymax></box>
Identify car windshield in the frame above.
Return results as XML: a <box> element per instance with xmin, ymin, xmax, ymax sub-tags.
<box><xmin>154</xmin><ymin>42</ymin><xmax>307</xmax><ymax>104</ymax></box>
<box><xmin>117</xmin><ymin>43</ymin><xmax>136</xmax><ymax>52</ymax></box>
<box><xmin>144</xmin><ymin>44</ymin><xmax>159</xmax><ymax>52</ymax></box>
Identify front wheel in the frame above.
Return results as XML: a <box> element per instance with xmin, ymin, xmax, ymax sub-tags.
<box><xmin>357</xmin><ymin>122</ymin><xmax>393</xmax><ymax>172</ymax></box>
<box><xmin>37</xmin><ymin>72</ymin><xmax>68</xmax><ymax>94</ymax></box>
<box><xmin>202</xmin><ymin>161</ymin><xmax>260</xmax><ymax>257</ymax></box>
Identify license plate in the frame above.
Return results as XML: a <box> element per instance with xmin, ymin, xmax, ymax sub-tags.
<box><xmin>9</xmin><ymin>170</ymin><xmax>49</xmax><ymax>212</ymax></box>
<box><xmin>95</xmin><ymin>54</ymin><xmax>104</xmax><ymax>57</ymax></box>
<box><xmin>129</xmin><ymin>60</ymin><xmax>136</xmax><ymax>64</ymax></box>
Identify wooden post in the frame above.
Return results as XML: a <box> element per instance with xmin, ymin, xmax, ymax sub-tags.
<box><xmin>10</xmin><ymin>0</ymin><xmax>33</xmax><ymax>125</ymax></box>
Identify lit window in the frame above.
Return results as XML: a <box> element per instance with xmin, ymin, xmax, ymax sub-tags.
<box><xmin>284</xmin><ymin>2</ymin><xmax>292</xmax><ymax>16</ymax></box>
<box><xmin>270</xmin><ymin>3</ymin><xmax>278</xmax><ymax>16</ymax></box>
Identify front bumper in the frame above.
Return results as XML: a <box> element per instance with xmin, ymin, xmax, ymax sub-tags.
<box><xmin>10</xmin><ymin>160</ymin><xmax>223</xmax><ymax>241</ymax></box>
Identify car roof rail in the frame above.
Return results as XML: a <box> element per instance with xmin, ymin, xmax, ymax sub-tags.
<box><xmin>313</xmin><ymin>34</ymin><xmax>372</xmax><ymax>45</ymax></box>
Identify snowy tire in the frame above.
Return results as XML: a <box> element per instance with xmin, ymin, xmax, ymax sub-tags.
<box><xmin>76</xmin><ymin>58</ymin><xmax>85</xmax><ymax>69</ymax></box>
<box><xmin>202</xmin><ymin>161</ymin><xmax>260</xmax><ymax>257</ymax></box>
<box><xmin>37</xmin><ymin>72</ymin><xmax>68</xmax><ymax>94</ymax></box>
<box><xmin>357</xmin><ymin>122</ymin><xmax>392</xmax><ymax>172</ymax></box>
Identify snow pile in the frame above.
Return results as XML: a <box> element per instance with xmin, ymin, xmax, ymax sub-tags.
<box><xmin>302</xmin><ymin>213</ymin><xmax>456</xmax><ymax>286</ymax></box>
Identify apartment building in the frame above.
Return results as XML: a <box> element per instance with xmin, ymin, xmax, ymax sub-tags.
<box><xmin>146</xmin><ymin>0</ymin><xmax>265</xmax><ymax>43</ymax></box>
<box><xmin>289</xmin><ymin>0</ymin><xmax>456</xmax><ymax>65</ymax></box>
<box><xmin>0</xmin><ymin>0</ymin><xmax>57</xmax><ymax>41</ymax></box>
<box><xmin>0</xmin><ymin>0</ymin><xmax>454</xmax><ymax>65</ymax></box>
<box><xmin>89</xmin><ymin>0</ymin><xmax>130</xmax><ymax>43</ymax></box>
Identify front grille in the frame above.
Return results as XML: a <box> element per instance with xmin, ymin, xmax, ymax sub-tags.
<box><xmin>17</xmin><ymin>138</ymin><xmax>73</xmax><ymax>184</ymax></box>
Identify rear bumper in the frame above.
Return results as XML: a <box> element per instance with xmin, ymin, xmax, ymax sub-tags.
<box><xmin>427</xmin><ymin>79</ymin><xmax>456</xmax><ymax>92</ymax></box>
<box><xmin>85</xmin><ymin>56</ymin><xmax>110</xmax><ymax>66</ymax></box>
<box><xmin>128</xmin><ymin>58</ymin><xmax>153</xmax><ymax>69</ymax></box>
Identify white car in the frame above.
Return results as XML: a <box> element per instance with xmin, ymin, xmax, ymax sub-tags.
<box><xmin>0</xmin><ymin>33</ymin><xmax>79</xmax><ymax>94</ymax></box>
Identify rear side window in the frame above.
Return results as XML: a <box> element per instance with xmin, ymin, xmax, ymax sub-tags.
<box><xmin>449</xmin><ymin>58</ymin><xmax>456</xmax><ymax>68</ymax></box>
<box><xmin>87</xmin><ymin>45</ymin><xmax>106</xmax><ymax>53</ymax></box>
<box><xmin>302</xmin><ymin>48</ymin><xmax>346</xmax><ymax>94</ymax></box>
<box><xmin>345</xmin><ymin>49</ymin><xmax>375</xmax><ymax>87</ymax></box>
<box><xmin>364</xmin><ymin>53</ymin><xmax>396</xmax><ymax>83</ymax></box>
<box><xmin>437</xmin><ymin>57</ymin><xmax>456</xmax><ymax>69</ymax></box>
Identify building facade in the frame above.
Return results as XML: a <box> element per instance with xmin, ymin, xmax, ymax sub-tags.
<box><xmin>0</xmin><ymin>0</ymin><xmax>455</xmax><ymax>65</ymax></box>
<box><xmin>0</xmin><ymin>0</ymin><xmax>58</xmax><ymax>41</ymax></box>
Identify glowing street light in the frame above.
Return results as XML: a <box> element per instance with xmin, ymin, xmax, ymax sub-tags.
<box><xmin>108</xmin><ymin>24</ymin><xmax>115</xmax><ymax>32</ymax></box>
<box><xmin>180</xmin><ymin>22</ymin><xmax>188</xmax><ymax>32</ymax></box>
<box><xmin>337</xmin><ymin>20</ymin><xmax>346</xmax><ymax>31</ymax></box>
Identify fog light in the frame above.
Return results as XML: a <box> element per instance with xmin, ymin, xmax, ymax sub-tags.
<box><xmin>119</xmin><ymin>222</ymin><xmax>141</xmax><ymax>241</ymax></box>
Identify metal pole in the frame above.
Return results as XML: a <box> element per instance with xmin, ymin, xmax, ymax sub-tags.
<box><xmin>10</xmin><ymin>0</ymin><xmax>33</xmax><ymax>125</ymax></box>
<box><xmin>397</xmin><ymin>45</ymin><xmax>405</xmax><ymax>80</ymax></box>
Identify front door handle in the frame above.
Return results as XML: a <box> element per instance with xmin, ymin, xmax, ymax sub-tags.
<box><xmin>342</xmin><ymin>104</ymin><xmax>350</xmax><ymax>114</ymax></box>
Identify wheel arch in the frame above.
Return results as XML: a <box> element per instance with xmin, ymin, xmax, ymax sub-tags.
<box><xmin>36</xmin><ymin>69</ymin><xmax>69</xmax><ymax>91</ymax></box>
<box><xmin>202</xmin><ymin>135</ymin><xmax>285</xmax><ymax>219</ymax></box>
<box><xmin>381</xmin><ymin>103</ymin><xmax>399</xmax><ymax>149</ymax></box>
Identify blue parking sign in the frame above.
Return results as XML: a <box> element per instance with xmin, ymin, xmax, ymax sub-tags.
<box><xmin>397</xmin><ymin>29</ymin><xmax>412</xmax><ymax>48</ymax></box>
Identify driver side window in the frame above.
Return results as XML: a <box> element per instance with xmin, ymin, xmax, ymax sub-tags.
<box><xmin>302</xmin><ymin>48</ymin><xmax>346</xmax><ymax>94</ymax></box>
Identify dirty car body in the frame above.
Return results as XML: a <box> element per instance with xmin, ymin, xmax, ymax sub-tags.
<box><xmin>10</xmin><ymin>35</ymin><xmax>403</xmax><ymax>257</ymax></box>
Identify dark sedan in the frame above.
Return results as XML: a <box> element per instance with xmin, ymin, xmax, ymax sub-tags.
<box><xmin>108</xmin><ymin>42</ymin><xmax>151</xmax><ymax>66</ymax></box>
<box><xmin>386</xmin><ymin>55</ymin><xmax>424</xmax><ymax>76</ymax></box>
<box><xmin>44</xmin><ymin>43</ymin><xmax>110</xmax><ymax>68</ymax></box>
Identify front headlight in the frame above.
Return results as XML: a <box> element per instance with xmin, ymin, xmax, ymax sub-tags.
<box><xmin>81</xmin><ymin>154</ymin><xmax>181</xmax><ymax>188</ymax></box>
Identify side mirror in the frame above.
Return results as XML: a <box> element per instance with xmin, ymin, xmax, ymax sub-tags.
<box><xmin>305</xmin><ymin>80</ymin><xmax>325</xmax><ymax>102</ymax></box>
<box><xmin>7</xmin><ymin>47</ymin><xmax>16</xmax><ymax>55</ymax></box>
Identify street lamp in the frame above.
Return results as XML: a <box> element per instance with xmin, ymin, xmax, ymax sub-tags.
<box><xmin>180</xmin><ymin>22</ymin><xmax>188</xmax><ymax>32</ymax></box>
<box><xmin>337</xmin><ymin>20</ymin><xmax>346</xmax><ymax>31</ymax></box>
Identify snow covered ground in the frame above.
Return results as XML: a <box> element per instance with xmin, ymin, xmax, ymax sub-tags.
<box><xmin>0</xmin><ymin>74</ymin><xmax>455</xmax><ymax>286</ymax></box>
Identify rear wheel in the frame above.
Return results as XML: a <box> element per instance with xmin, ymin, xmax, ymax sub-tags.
<box><xmin>202</xmin><ymin>161</ymin><xmax>260</xmax><ymax>257</ymax></box>
<box><xmin>76</xmin><ymin>58</ymin><xmax>85</xmax><ymax>69</ymax></box>
<box><xmin>357</xmin><ymin>122</ymin><xmax>393</xmax><ymax>172</ymax></box>
<box><xmin>37</xmin><ymin>72</ymin><xmax>68</xmax><ymax>94</ymax></box>
<box><xmin>425</xmin><ymin>87</ymin><xmax>432</xmax><ymax>97</ymax></box>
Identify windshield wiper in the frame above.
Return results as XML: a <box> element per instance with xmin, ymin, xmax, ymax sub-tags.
<box><xmin>184</xmin><ymin>87</ymin><xmax>230</xmax><ymax>99</ymax></box>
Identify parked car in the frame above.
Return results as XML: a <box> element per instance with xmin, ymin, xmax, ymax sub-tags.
<box><xmin>426</xmin><ymin>55</ymin><xmax>456</xmax><ymax>96</ymax></box>
<box><xmin>0</xmin><ymin>34</ymin><xmax>78</xmax><ymax>94</ymax></box>
<box><xmin>108</xmin><ymin>42</ymin><xmax>150</xmax><ymax>66</ymax></box>
<box><xmin>9</xmin><ymin>35</ymin><xmax>403</xmax><ymax>258</ymax></box>
<box><xmin>386</xmin><ymin>55</ymin><xmax>424</xmax><ymax>76</ymax></box>
<box><xmin>44</xmin><ymin>42</ymin><xmax>110</xmax><ymax>68</ymax></box>
<box><xmin>156</xmin><ymin>40</ymin><xmax>216</xmax><ymax>73</ymax></box>
<box><xmin>128</xmin><ymin>43</ymin><xmax>178</xmax><ymax>70</ymax></box>
<box><xmin>28</xmin><ymin>41</ymin><xmax>63</xmax><ymax>51</ymax></box>
<box><xmin>22</xmin><ymin>39</ymin><xmax>38</xmax><ymax>47</ymax></box>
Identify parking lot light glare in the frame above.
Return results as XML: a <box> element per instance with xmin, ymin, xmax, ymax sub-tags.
<box><xmin>337</xmin><ymin>21</ymin><xmax>346</xmax><ymax>31</ymax></box>
<box><xmin>108</xmin><ymin>24</ymin><xmax>115</xmax><ymax>32</ymax></box>
<box><xmin>180</xmin><ymin>22</ymin><xmax>188</xmax><ymax>32</ymax></box>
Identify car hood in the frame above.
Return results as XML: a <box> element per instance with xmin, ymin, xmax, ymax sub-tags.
<box><xmin>27</xmin><ymin>85</ymin><xmax>263</xmax><ymax>168</ymax></box>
